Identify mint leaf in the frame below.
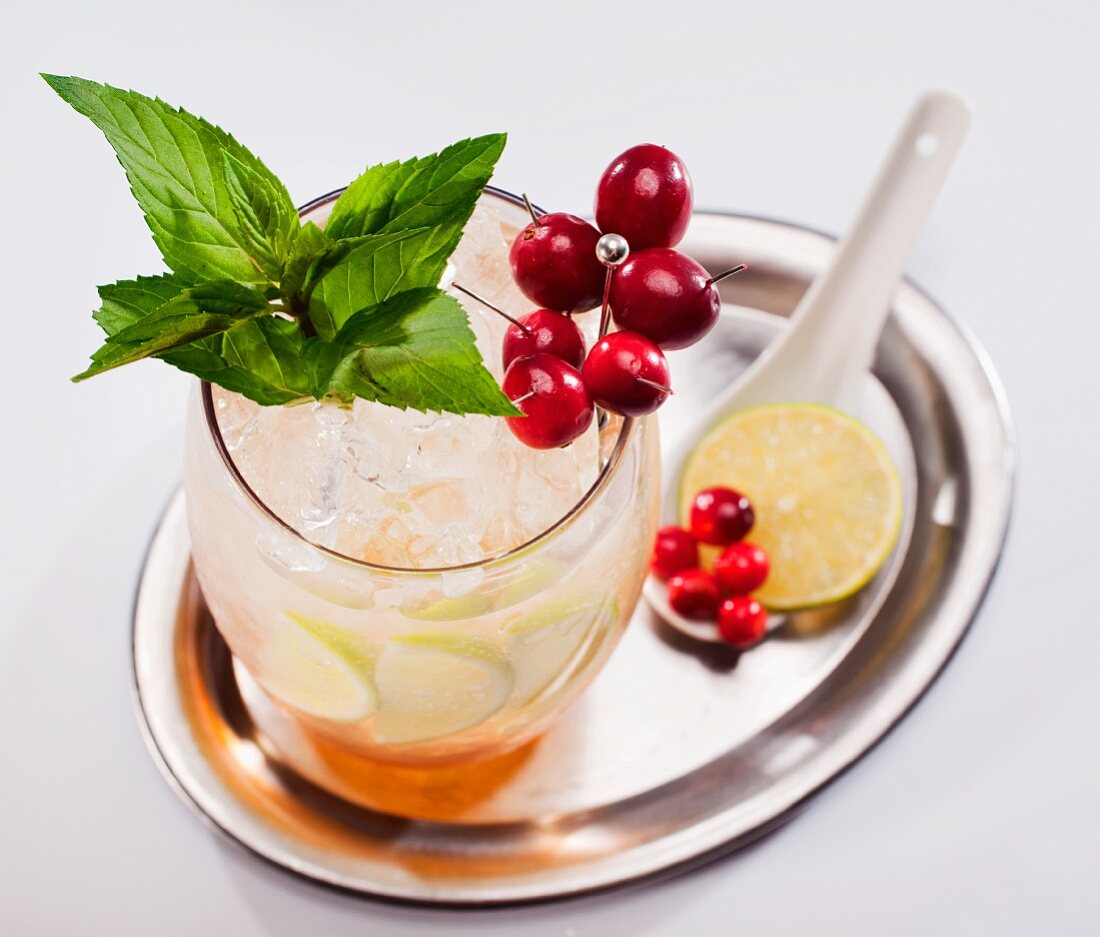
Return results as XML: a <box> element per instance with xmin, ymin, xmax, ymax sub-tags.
<box><xmin>88</xmin><ymin>275</ymin><xmax>307</xmax><ymax>404</ymax></box>
<box><xmin>93</xmin><ymin>274</ymin><xmax>187</xmax><ymax>334</ymax></box>
<box><xmin>223</xmin><ymin>153</ymin><xmax>298</xmax><ymax>282</ymax></box>
<box><xmin>112</xmin><ymin>281</ymin><xmax>273</xmax><ymax>340</ymax></box>
<box><xmin>164</xmin><ymin>318</ymin><xmax>312</xmax><ymax>406</ymax></box>
<box><xmin>298</xmin><ymin>231</ymin><xmax>412</xmax><ymax>301</ymax></box>
<box><xmin>312</xmin><ymin>134</ymin><xmax>506</xmax><ymax>336</ymax></box>
<box><xmin>312</xmin><ymin>287</ymin><xmax>519</xmax><ymax>416</ymax></box>
<box><xmin>279</xmin><ymin>222</ymin><xmax>331</xmax><ymax>302</ymax></box>
<box><xmin>42</xmin><ymin>74</ymin><xmax>294</xmax><ymax>286</ymax></box>
<box><xmin>326</xmin><ymin>134</ymin><xmax>506</xmax><ymax>239</ymax></box>
<box><xmin>304</xmin><ymin>227</ymin><xmax>433</xmax><ymax>338</ymax></box>
<box><xmin>218</xmin><ymin>317</ymin><xmax>311</xmax><ymax>397</ymax></box>
<box><xmin>75</xmin><ymin>281</ymin><xmax>271</xmax><ymax>379</ymax></box>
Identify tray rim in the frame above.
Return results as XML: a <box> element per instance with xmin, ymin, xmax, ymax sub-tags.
<box><xmin>130</xmin><ymin>210</ymin><xmax>1015</xmax><ymax>907</ymax></box>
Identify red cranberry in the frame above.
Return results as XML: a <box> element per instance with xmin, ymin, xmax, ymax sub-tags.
<box><xmin>713</xmin><ymin>542</ymin><xmax>770</xmax><ymax>595</ymax></box>
<box><xmin>651</xmin><ymin>526</ymin><xmax>699</xmax><ymax>580</ymax></box>
<box><xmin>689</xmin><ymin>487</ymin><xmax>755</xmax><ymax>545</ymax></box>
<box><xmin>595</xmin><ymin>144</ymin><xmax>694</xmax><ymax>250</ymax></box>
<box><xmin>502</xmin><ymin>309</ymin><xmax>586</xmax><ymax>370</ymax></box>
<box><xmin>503</xmin><ymin>354</ymin><xmax>594</xmax><ymax>449</ymax></box>
<box><xmin>609</xmin><ymin>248</ymin><xmax>720</xmax><ymax>349</ymax></box>
<box><xmin>580</xmin><ymin>330</ymin><xmax>671</xmax><ymax>417</ymax></box>
<box><xmin>667</xmin><ymin>568</ymin><xmax>721</xmax><ymax>620</ymax></box>
<box><xmin>509</xmin><ymin>212</ymin><xmax>605</xmax><ymax>313</ymax></box>
<box><xmin>717</xmin><ymin>596</ymin><xmax>768</xmax><ymax>649</ymax></box>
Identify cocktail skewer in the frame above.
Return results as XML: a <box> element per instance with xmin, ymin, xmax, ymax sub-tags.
<box><xmin>451</xmin><ymin>281</ymin><xmax>533</xmax><ymax>335</ymax></box>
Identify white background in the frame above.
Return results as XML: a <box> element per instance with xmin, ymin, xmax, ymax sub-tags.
<box><xmin>2</xmin><ymin>0</ymin><xmax>1098</xmax><ymax>933</ymax></box>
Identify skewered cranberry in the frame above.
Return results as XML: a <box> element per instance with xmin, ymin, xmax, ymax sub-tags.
<box><xmin>581</xmin><ymin>330</ymin><xmax>671</xmax><ymax>417</ymax></box>
<box><xmin>502</xmin><ymin>353</ymin><xmax>594</xmax><ymax>449</ymax></box>
<box><xmin>502</xmin><ymin>309</ymin><xmax>586</xmax><ymax>370</ymax></box>
<box><xmin>509</xmin><ymin>212</ymin><xmax>605</xmax><ymax>313</ymax></box>
<box><xmin>609</xmin><ymin>248</ymin><xmax>720</xmax><ymax>349</ymax></box>
<box><xmin>595</xmin><ymin>144</ymin><xmax>694</xmax><ymax>250</ymax></box>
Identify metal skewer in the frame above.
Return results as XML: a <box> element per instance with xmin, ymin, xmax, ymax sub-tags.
<box><xmin>451</xmin><ymin>281</ymin><xmax>533</xmax><ymax>335</ymax></box>
<box><xmin>521</xmin><ymin>192</ymin><xmax>541</xmax><ymax>227</ymax></box>
<box><xmin>595</xmin><ymin>233</ymin><xmax>630</xmax><ymax>338</ymax></box>
<box><xmin>638</xmin><ymin>377</ymin><xmax>674</xmax><ymax>395</ymax></box>
<box><xmin>706</xmin><ymin>263</ymin><xmax>748</xmax><ymax>286</ymax></box>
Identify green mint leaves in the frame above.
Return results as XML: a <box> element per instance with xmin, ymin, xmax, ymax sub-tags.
<box><xmin>89</xmin><ymin>275</ymin><xmax>308</xmax><ymax>405</ymax></box>
<box><xmin>76</xmin><ymin>281</ymin><xmax>273</xmax><ymax>379</ymax></box>
<box><xmin>309</xmin><ymin>288</ymin><xmax>517</xmax><ymax>412</ymax></box>
<box><xmin>45</xmin><ymin>74</ymin><xmax>517</xmax><ymax>416</ymax></box>
<box><xmin>42</xmin><ymin>74</ymin><xmax>293</xmax><ymax>286</ymax></box>
<box><xmin>222</xmin><ymin>153</ymin><xmax>299</xmax><ymax>283</ymax></box>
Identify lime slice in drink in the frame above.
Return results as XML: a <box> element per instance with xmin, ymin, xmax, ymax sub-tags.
<box><xmin>401</xmin><ymin>559</ymin><xmax>567</xmax><ymax>622</ymax></box>
<box><xmin>505</xmin><ymin>594</ymin><xmax>616</xmax><ymax>705</ymax></box>
<box><xmin>495</xmin><ymin>558</ymin><xmax>567</xmax><ymax>612</ymax></box>
<box><xmin>252</xmin><ymin>612</ymin><xmax>377</xmax><ymax>723</ymax></box>
<box><xmin>402</xmin><ymin>592</ymin><xmax>496</xmax><ymax>623</ymax></box>
<box><xmin>681</xmin><ymin>404</ymin><xmax>904</xmax><ymax>610</ymax></box>
<box><xmin>373</xmin><ymin>633</ymin><xmax>513</xmax><ymax>744</ymax></box>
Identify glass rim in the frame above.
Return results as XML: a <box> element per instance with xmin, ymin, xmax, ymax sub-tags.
<box><xmin>201</xmin><ymin>185</ymin><xmax>639</xmax><ymax>576</ymax></box>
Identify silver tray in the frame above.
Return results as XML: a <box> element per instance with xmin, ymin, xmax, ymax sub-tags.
<box><xmin>131</xmin><ymin>212</ymin><xmax>1014</xmax><ymax>905</ymax></box>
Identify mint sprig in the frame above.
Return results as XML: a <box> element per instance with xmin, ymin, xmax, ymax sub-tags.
<box><xmin>45</xmin><ymin>74</ymin><xmax>518</xmax><ymax>416</ymax></box>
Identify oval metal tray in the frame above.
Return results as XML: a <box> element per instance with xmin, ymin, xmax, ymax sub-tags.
<box><xmin>132</xmin><ymin>212</ymin><xmax>1014</xmax><ymax>905</ymax></box>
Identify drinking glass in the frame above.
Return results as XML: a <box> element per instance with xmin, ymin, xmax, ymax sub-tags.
<box><xmin>183</xmin><ymin>188</ymin><xmax>660</xmax><ymax>767</ymax></box>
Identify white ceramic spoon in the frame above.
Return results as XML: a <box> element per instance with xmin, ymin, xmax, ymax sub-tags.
<box><xmin>645</xmin><ymin>90</ymin><xmax>970</xmax><ymax>643</ymax></box>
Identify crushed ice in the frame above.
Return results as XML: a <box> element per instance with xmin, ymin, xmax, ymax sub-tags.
<box><xmin>213</xmin><ymin>200</ymin><xmax>601</xmax><ymax>570</ymax></box>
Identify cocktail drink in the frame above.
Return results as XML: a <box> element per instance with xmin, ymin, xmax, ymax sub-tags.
<box><xmin>50</xmin><ymin>75</ymin><xmax>775</xmax><ymax>775</ymax></box>
<box><xmin>185</xmin><ymin>190</ymin><xmax>660</xmax><ymax>765</ymax></box>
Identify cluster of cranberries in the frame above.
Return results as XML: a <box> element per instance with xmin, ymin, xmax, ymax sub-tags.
<box><xmin>501</xmin><ymin>144</ymin><xmax>730</xmax><ymax>449</ymax></box>
<box><xmin>652</xmin><ymin>486</ymin><xmax>771</xmax><ymax>649</ymax></box>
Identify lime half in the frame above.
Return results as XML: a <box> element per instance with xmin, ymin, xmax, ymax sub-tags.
<box><xmin>373</xmin><ymin>632</ymin><xmax>513</xmax><ymax>744</ymax></box>
<box><xmin>681</xmin><ymin>404</ymin><xmax>903</xmax><ymax>610</ymax></box>
<box><xmin>253</xmin><ymin>613</ymin><xmax>377</xmax><ymax>723</ymax></box>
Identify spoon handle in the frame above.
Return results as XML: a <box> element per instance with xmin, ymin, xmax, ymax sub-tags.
<box><xmin>729</xmin><ymin>91</ymin><xmax>970</xmax><ymax>412</ymax></box>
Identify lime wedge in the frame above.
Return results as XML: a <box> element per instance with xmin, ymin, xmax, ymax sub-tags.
<box><xmin>504</xmin><ymin>594</ymin><xmax>616</xmax><ymax>705</ymax></box>
<box><xmin>681</xmin><ymin>404</ymin><xmax>903</xmax><ymax>610</ymax></box>
<box><xmin>253</xmin><ymin>613</ymin><xmax>377</xmax><ymax>723</ymax></box>
<box><xmin>373</xmin><ymin>632</ymin><xmax>513</xmax><ymax>744</ymax></box>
